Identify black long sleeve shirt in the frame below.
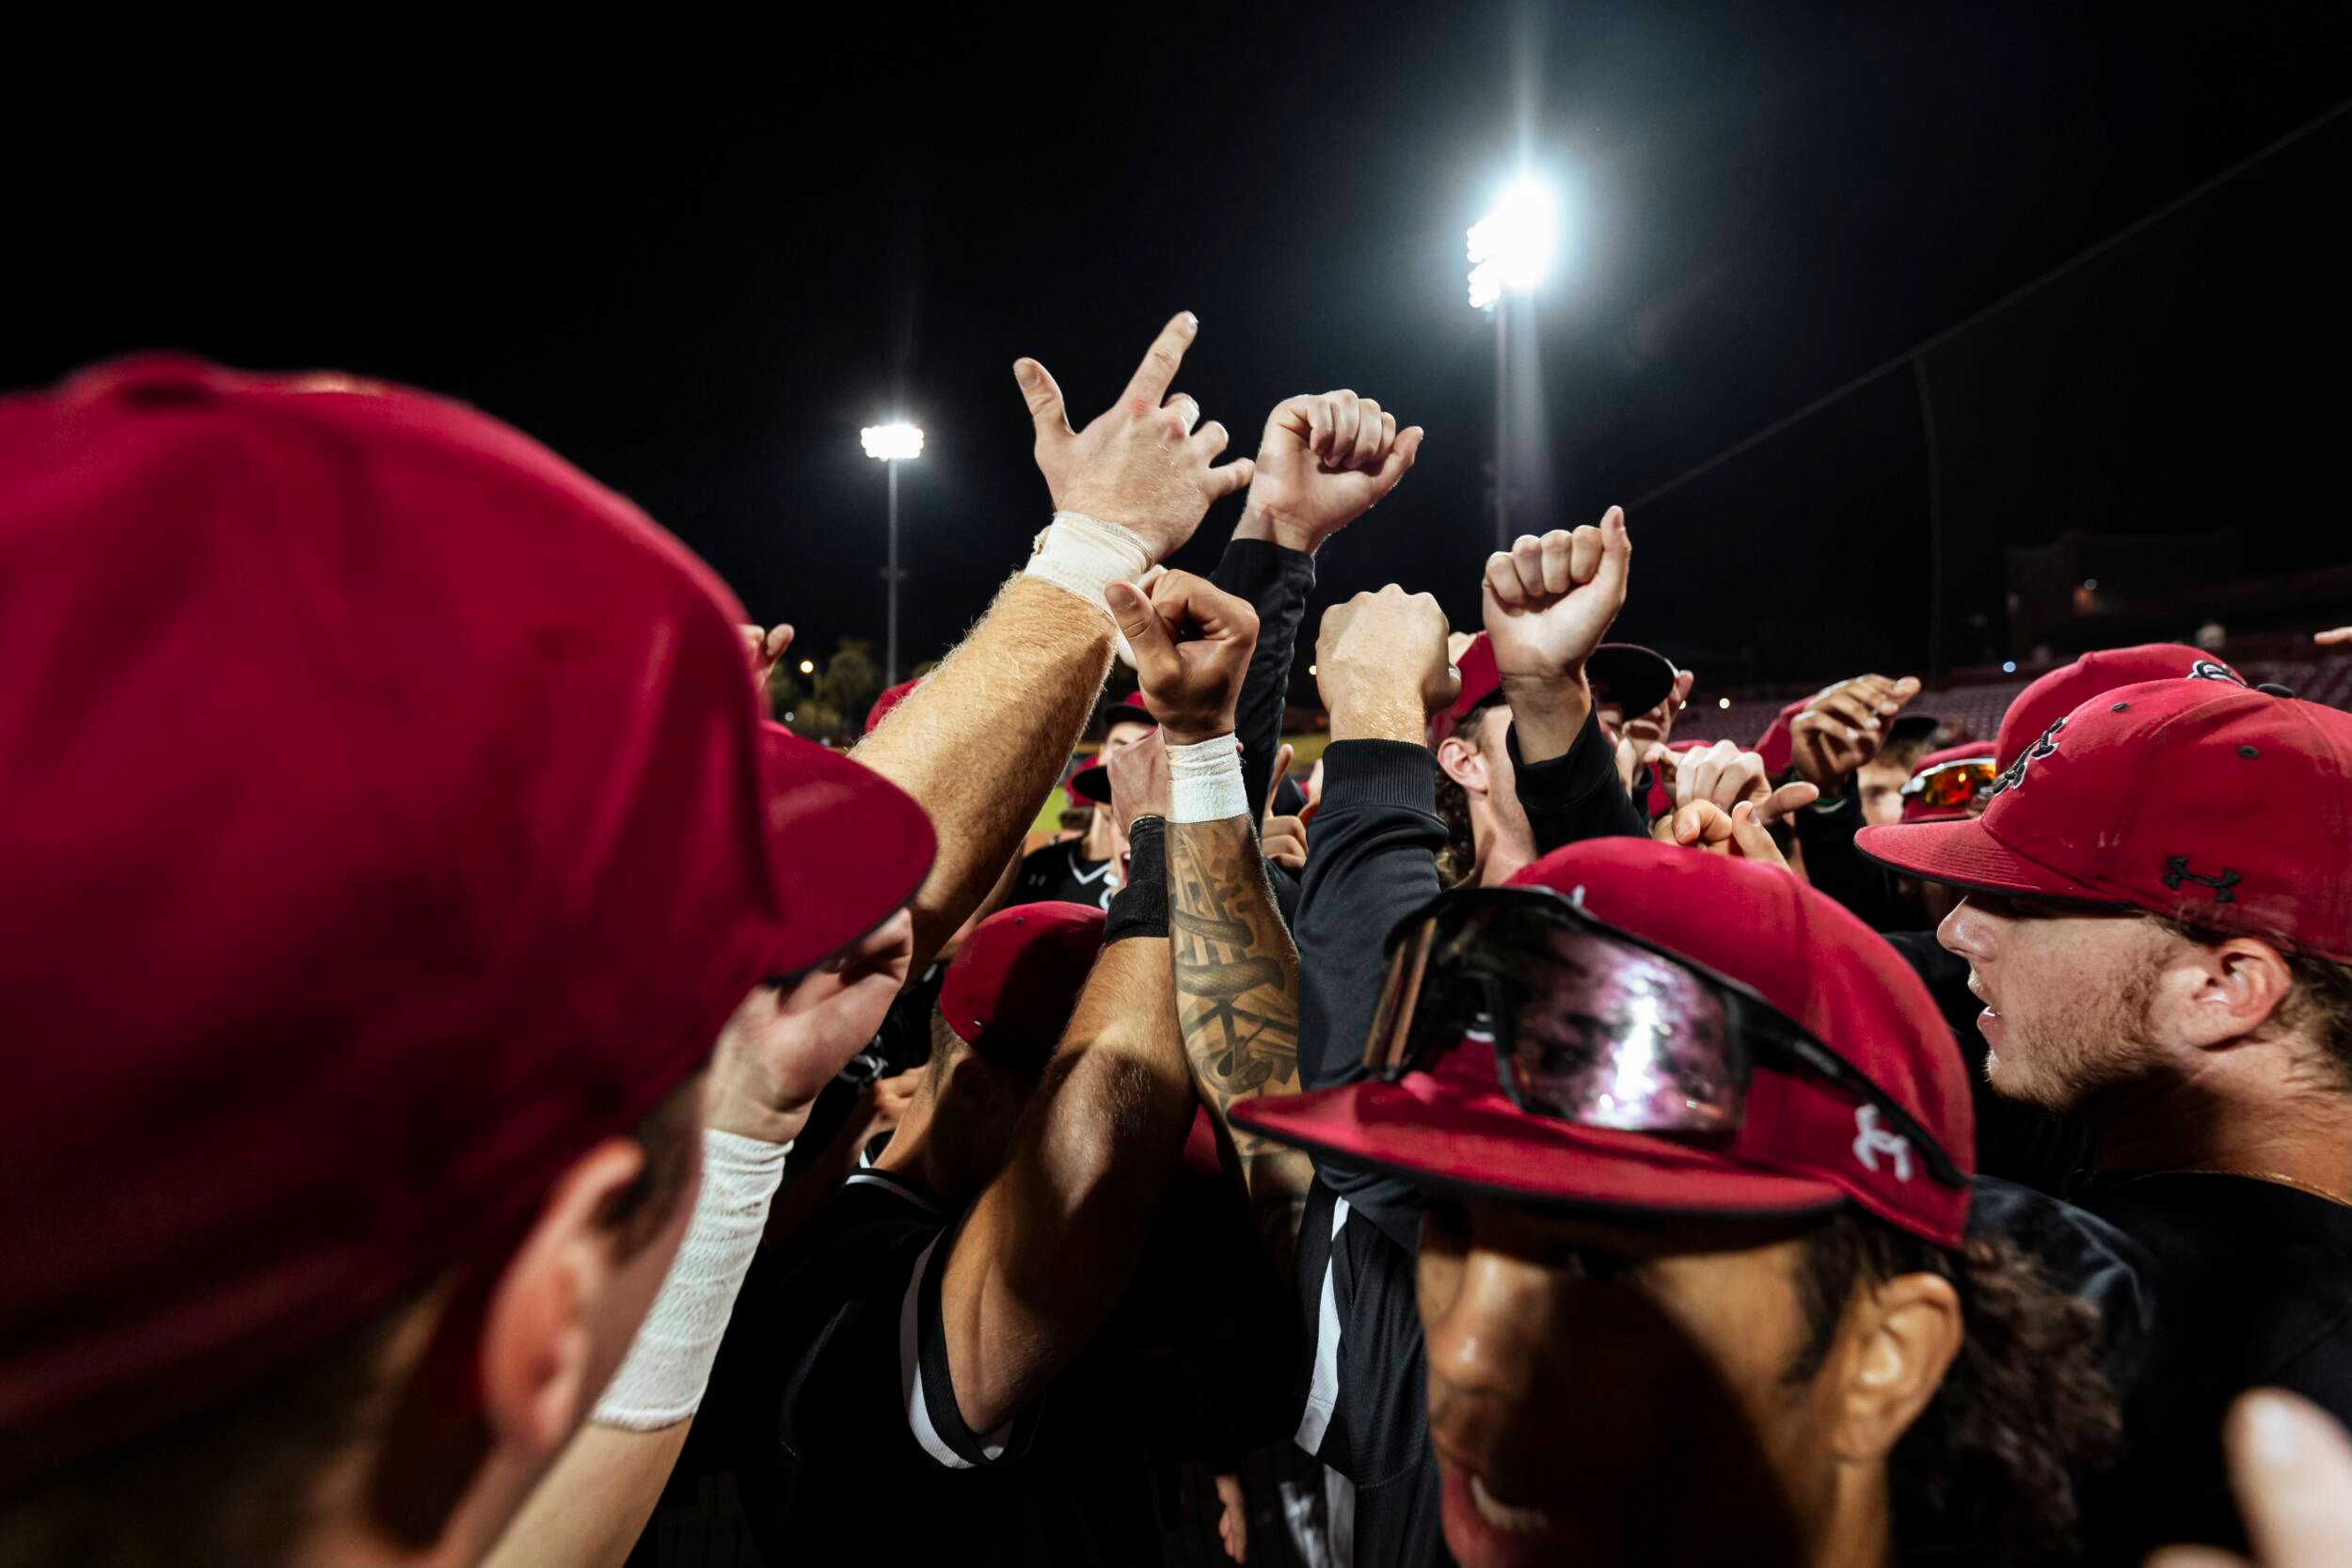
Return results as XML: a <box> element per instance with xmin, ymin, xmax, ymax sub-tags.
<box><xmin>1208</xmin><ymin>537</ymin><xmax>1316</xmax><ymax>818</ymax></box>
<box><xmin>1508</xmin><ymin>706</ymin><xmax>1650</xmax><ymax>853</ymax></box>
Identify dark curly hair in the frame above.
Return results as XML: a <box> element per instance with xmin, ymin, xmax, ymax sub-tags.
<box><xmin>1787</xmin><ymin>1208</ymin><xmax>2121</xmax><ymax>1568</ymax></box>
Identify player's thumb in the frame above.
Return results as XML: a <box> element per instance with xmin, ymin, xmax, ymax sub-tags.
<box><xmin>1105</xmin><ymin>581</ymin><xmax>1175</xmax><ymax>668</ymax></box>
<box><xmin>1014</xmin><ymin>358</ymin><xmax>1073</xmax><ymax>445</ymax></box>
<box><xmin>1592</xmin><ymin>504</ymin><xmax>1632</xmax><ymax>606</ymax></box>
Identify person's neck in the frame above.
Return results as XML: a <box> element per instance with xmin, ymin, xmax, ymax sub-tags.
<box><xmin>2090</xmin><ymin>1055</ymin><xmax>2352</xmax><ymax>1197</ymax></box>
<box><xmin>1470</xmin><ymin>805</ymin><xmax>1534</xmax><ymax>889</ymax></box>
<box><xmin>1080</xmin><ymin>812</ymin><xmax>1120</xmax><ymax>863</ymax></box>
<box><xmin>1811</xmin><ymin>1463</ymin><xmax>1894</xmax><ymax>1568</ymax></box>
<box><xmin>871</xmin><ymin>1095</ymin><xmax>979</xmax><ymax>1202</ymax></box>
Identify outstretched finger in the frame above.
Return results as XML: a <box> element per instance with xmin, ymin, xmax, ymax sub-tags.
<box><xmin>1264</xmin><ymin>743</ymin><xmax>1295</xmax><ymax>816</ymax></box>
<box><xmin>1014</xmin><ymin>357</ymin><xmax>1073</xmax><ymax>443</ymax></box>
<box><xmin>1755</xmin><ymin>781</ymin><xmax>1820</xmax><ymax>826</ymax></box>
<box><xmin>1120</xmin><ymin>311</ymin><xmax>1200</xmax><ymax>408</ymax></box>
<box><xmin>1203</xmin><ymin>455</ymin><xmax>1255</xmax><ymax>502</ymax></box>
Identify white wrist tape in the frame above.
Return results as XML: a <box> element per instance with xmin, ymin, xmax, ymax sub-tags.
<box><xmin>1022</xmin><ymin>511</ymin><xmax>1153</xmax><ymax>618</ymax></box>
<box><xmin>1167</xmin><ymin>733</ymin><xmax>1248</xmax><ymax>823</ymax></box>
<box><xmin>592</xmin><ymin>1129</ymin><xmax>788</xmax><ymax>1431</ymax></box>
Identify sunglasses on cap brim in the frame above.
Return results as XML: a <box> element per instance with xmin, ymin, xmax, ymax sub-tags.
<box><xmin>1900</xmin><ymin>757</ymin><xmax>1998</xmax><ymax>812</ymax></box>
<box><xmin>1364</xmin><ymin>886</ymin><xmax>1967</xmax><ymax>1189</ymax></box>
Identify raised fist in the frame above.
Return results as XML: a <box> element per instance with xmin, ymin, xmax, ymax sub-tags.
<box><xmin>1237</xmin><ymin>389</ymin><xmax>1425</xmax><ymax>555</ymax></box>
<box><xmin>1315</xmin><ymin>585</ymin><xmax>1457</xmax><ymax>742</ymax></box>
<box><xmin>1108</xmin><ymin>571</ymin><xmax>1261</xmax><ymax>746</ymax></box>
<box><xmin>1014</xmin><ymin>312</ymin><xmax>1255</xmax><ymax>565</ymax></box>
<box><xmin>1483</xmin><ymin>507</ymin><xmax>1632</xmax><ymax>690</ymax></box>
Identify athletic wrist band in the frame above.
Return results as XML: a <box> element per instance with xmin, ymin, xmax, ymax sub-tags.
<box><xmin>1022</xmin><ymin>511</ymin><xmax>1153</xmax><ymax>618</ymax></box>
<box><xmin>1105</xmin><ymin>817</ymin><xmax>1168</xmax><ymax>942</ymax></box>
<box><xmin>1167</xmin><ymin>733</ymin><xmax>1248</xmax><ymax>823</ymax></box>
<box><xmin>592</xmin><ymin>1128</ymin><xmax>788</xmax><ymax>1431</ymax></box>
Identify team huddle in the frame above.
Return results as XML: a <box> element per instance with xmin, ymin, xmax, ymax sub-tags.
<box><xmin>2</xmin><ymin>317</ymin><xmax>2348</xmax><ymax>1568</ymax></box>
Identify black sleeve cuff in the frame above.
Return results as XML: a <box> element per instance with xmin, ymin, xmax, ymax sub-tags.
<box><xmin>1104</xmin><ymin>817</ymin><xmax>1168</xmax><ymax>942</ymax></box>
<box><xmin>1317</xmin><ymin>740</ymin><xmax>1439</xmax><ymax>817</ymax></box>
<box><xmin>1211</xmin><ymin>536</ymin><xmax>1315</xmax><ymax>600</ymax></box>
<box><xmin>1505</xmin><ymin>705</ymin><xmax>1617</xmax><ymax>813</ymax></box>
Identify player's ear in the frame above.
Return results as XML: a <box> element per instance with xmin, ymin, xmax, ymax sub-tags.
<box><xmin>1437</xmin><ymin>736</ymin><xmax>1487</xmax><ymax>798</ymax></box>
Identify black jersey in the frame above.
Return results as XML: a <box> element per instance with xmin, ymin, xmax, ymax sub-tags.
<box><xmin>1290</xmin><ymin>1180</ymin><xmax>1453</xmax><ymax>1568</ymax></box>
<box><xmin>1010</xmin><ymin>839</ymin><xmax>1120</xmax><ymax>911</ymax></box>
<box><xmin>2074</xmin><ymin>1172</ymin><xmax>2352</xmax><ymax>1565</ymax></box>
<box><xmin>726</xmin><ymin>1169</ymin><xmax>1161</xmax><ymax>1567</ymax></box>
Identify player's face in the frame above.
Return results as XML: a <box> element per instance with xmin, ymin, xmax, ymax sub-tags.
<box><xmin>1102</xmin><ymin>719</ymin><xmax>1155</xmax><ymax>757</ymax></box>
<box><xmin>1937</xmin><ymin>894</ymin><xmax>2161</xmax><ymax>1114</ymax></box>
<box><xmin>1416</xmin><ymin>1198</ymin><xmax>1834</xmax><ymax>1568</ymax></box>
<box><xmin>1856</xmin><ymin>759</ymin><xmax>1909</xmax><ymax>827</ymax></box>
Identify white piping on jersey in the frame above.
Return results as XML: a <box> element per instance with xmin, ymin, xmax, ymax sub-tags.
<box><xmin>845</xmin><ymin>1169</ymin><xmax>944</xmax><ymax>1217</ymax></box>
<box><xmin>1294</xmin><ymin>1196</ymin><xmax>1352</xmax><ymax>1454</ymax></box>
<box><xmin>898</xmin><ymin>1228</ymin><xmax>1016</xmax><ymax>1470</ymax></box>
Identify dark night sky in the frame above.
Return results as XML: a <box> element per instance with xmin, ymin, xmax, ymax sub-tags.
<box><xmin>14</xmin><ymin>6</ymin><xmax>2349</xmax><ymax>698</ymax></box>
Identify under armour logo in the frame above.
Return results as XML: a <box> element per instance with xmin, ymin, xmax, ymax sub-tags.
<box><xmin>2160</xmin><ymin>856</ymin><xmax>2240</xmax><ymax>903</ymax></box>
<box><xmin>1988</xmin><ymin>718</ymin><xmax>2064</xmax><ymax>800</ymax></box>
<box><xmin>1852</xmin><ymin>1105</ymin><xmax>1914</xmax><ymax>1182</ymax></box>
<box><xmin>2188</xmin><ymin>661</ymin><xmax>2246</xmax><ymax>687</ymax></box>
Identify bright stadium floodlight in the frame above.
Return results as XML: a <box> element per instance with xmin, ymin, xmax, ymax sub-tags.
<box><xmin>1466</xmin><ymin>177</ymin><xmax>1560</xmax><ymax>310</ymax></box>
<box><xmin>860</xmin><ymin>421</ymin><xmax>925</xmax><ymax>462</ymax></box>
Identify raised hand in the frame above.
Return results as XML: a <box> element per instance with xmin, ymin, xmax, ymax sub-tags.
<box><xmin>1014</xmin><ymin>312</ymin><xmax>1256</xmax><ymax>564</ymax></box>
<box><xmin>1108</xmin><ymin>570</ymin><xmax>1262</xmax><ymax>746</ymax></box>
<box><xmin>704</xmin><ymin>908</ymin><xmax>917</xmax><ymax>1145</ymax></box>
<box><xmin>1481</xmin><ymin>506</ymin><xmax>1632</xmax><ymax>689</ymax></box>
<box><xmin>1106</xmin><ymin>727</ymin><xmax>1170</xmax><ymax>836</ymax></box>
<box><xmin>739</xmin><ymin>623</ymin><xmax>794</xmax><ymax>690</ymax></box>
<box><xmin>1788</xmin><ymin>673</ymin><xmax>1924</xmax><ymax>792</ymax></box>
<box><xmin>1659</xmin><ymin>739</ymin><xmax>1816</xmax><ymax>823</ymax></box>
<box><xmin>1314</xmin><ymin>585</ymin><xmax>1458</xmax><ymax>743</ymax></box>
<box><xmin>1260</xmin><ymin>744</ymin><xmax>1307</xmax><ymax>873</ymax></box>
<box><xmin>1235</xmin><ymin>390</ymin><xmax>1426</xmax><ymax>555</ymax></box>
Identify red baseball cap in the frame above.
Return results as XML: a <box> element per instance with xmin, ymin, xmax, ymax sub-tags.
<box><xmin>866</xmin><ymin>675</ymin><xmax>922</xmax><ymax>734</ymax></box>
<box><xmin>1428</xmin><ymin>632</ymin><xmax>1502</xmax><ymax>748</ymax></box>
<box><xmin>1996</xmin><ymin>643</ymin><xmax>2240</xmax><ymax>768</ymax></box>
<box><xmin>0</xmin><ymin>356</ymin><xmax>935</xmax><ymax>1483</ymax></box>
<box><xmin>1899</xmin><ymin>741</ymin><xmax>1997</xmax><ymax>824</ymax></box>
<box><xmin>1862</xmin><ymin>678</ymin><xmax>2351</xmax><ymax>961</ymax></box>
<box><xmin>1232</xmin><ymin>840</ymin><xmax>1975</xmax><ymax>1246</ymax></box>
<box><xmin>1067</xmin><ymin>692</ymin><xmax>1157</xmax><ymax>804</ymax></box>
<box><xmin>938</xmin><ymin>902</ymin><xmax>1105</xmax><ymax>1080</ymax></box>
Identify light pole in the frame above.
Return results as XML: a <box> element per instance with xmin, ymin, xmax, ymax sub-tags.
<box><xmin>859</xmin><ymin>421</ymin><xmax>924</xmax><ymax>686</ymax></box>
<box><xmin>1467</xmin><ymin>177</ymin><xmax>1560</xmax><ymax>550</ymax></box>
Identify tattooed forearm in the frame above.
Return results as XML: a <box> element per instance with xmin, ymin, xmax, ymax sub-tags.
<box><xmin>1168</xmin><ymin>813</ymin><xmax>1319</xmax><ymax>1274</ymax></box>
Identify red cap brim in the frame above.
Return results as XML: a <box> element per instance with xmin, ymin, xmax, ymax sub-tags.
<box><xmin>1232</xmin><ymin>1078</ymin><xmax>1847</xmax><ymax>1221</ymax></box>
<box><xmin>760</xmin><ymin>724</ymin><xmax>936</xmax><ymax>974</ymax></box>
<box><xmin>1067</xmin><ymin>762</ymin><xmax>1111</xmax><ymax>804</ymax></box>
<box><xmin>1856</xmin><ymin>816</ymin><xmax>2127</xmax><ymax>907</ymax></box>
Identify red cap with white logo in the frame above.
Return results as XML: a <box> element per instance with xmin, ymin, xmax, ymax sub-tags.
<box><xmin>1232</xmin><ymin>840</ymin><xmax>1976</xmax><ymax>1246</ymax></box>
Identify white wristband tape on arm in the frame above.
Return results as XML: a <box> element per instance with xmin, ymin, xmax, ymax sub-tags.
<box><xmin>1022</xmin><ymin>511</ymin><xmax>1153</xmax><ymax>617</ymax></box>
<box><xmin>591</xmin><ymin>1129</ymin><xmax>788</xmax><ymax>1431</ymax></box>
<box><xmin>1167</xmin><ymin>733</ymin><xmax>1248</xmax><ymax>824</ymax></box>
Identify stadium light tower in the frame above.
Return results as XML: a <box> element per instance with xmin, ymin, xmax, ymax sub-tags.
<box><xmin>860</xmin><ymin>421</ymin><xmax>925</xmax><ymax>686</ymax></box>
<box><xmin>1468</xmin><ymin>176</ymin><xmax>1561</xmax><ymax>549</ymax></box>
